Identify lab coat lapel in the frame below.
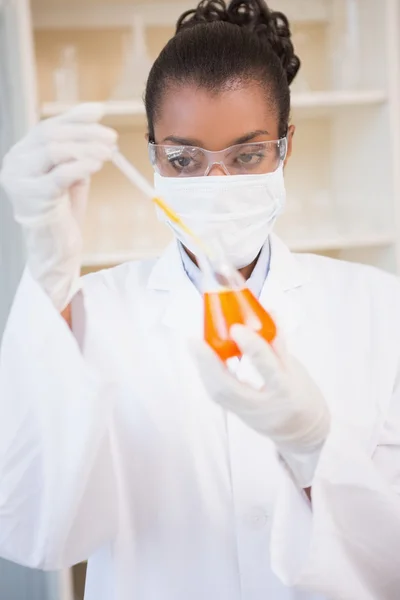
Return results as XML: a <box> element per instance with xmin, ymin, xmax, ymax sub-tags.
<box><xmin>147</xmin><ymin>242</ymin><xmax>203</xmax><ymax>337</ymax></box>
<box><xmin>258</xmin><ymin>235</ymin><xmax>308</xmax><ymax>340</ymax></box>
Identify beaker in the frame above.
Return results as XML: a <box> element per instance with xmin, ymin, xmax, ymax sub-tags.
<box><xmin>200</xmin><ymin>245</ymin><xmax>276</xmax><ymax>361</ymax></box>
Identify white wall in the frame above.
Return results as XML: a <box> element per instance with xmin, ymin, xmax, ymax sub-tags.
<box><xmin>0</xmin><ymin>1</ymin><xmax>28</xmax><ymax>338</ymax></box>
<box><xmin>0</xmin><ymin>3</ymin><xmax>61</xmax><ymax>599</ymax></box>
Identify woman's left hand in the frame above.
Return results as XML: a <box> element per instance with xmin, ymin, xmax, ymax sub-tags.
<box><xmin>191</xmin><ymin>325</ymin><xmax>331</xmax><ymax>488</ymax></box>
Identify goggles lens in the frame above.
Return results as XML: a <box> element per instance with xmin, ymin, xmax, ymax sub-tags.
<box><xmin>149</xmin><ymin>138</ymin><xmax>287</xmax><ymax>177</ymax></box>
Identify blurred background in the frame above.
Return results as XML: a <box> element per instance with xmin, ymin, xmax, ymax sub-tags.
<box><xmin>0</xmin><ymin>0</ymin><xmax>400</xmax><ymax>598</ymax></box>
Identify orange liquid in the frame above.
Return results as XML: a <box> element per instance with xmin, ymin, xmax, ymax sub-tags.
<box><xmin>204</xmin><ymin>288</ymin><xmax>277</xmax><ymax>361</ymax></box>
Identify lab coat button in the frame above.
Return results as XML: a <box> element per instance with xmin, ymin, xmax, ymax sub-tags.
<box><xmin>244</xmin><ymin>507</ymin><xmax>268</xmax><ymax>530</ymax></box>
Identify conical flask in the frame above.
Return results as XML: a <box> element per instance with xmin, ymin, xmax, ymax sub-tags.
<box><xmin>199</xmin><ymin>243</ymin><xmax>277</xmax><ymax>362</ymax></box>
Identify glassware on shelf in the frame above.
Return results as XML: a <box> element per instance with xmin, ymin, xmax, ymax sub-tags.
<box><xmin>53</xmin><ymin>45</ymin><xmax>79</xmax><ymax>103</ymax></box>
<box><xmin>306</xmin><ymin>189</ymin><xmax>338</xmax><ymax>237</ymax></box>
<box><xmin>290</xmin><ymin>31</ymin><xmax>311</xmax><ymax>93</ymax></box>
<box><xmin>275</xmin><ymin>194</ymin><xmax>309</xmax><ymax>243</ymax></box>
<box><xmin>329</xmin><ymin>0</ymin><xmax>360</xmax><ymax>90</ymax></box>
<box><xmin>132</xmin><ymin>199</ymin><xmax>159</xmax><ymax>250</ymax></box>
<box><xmin>110</xmin><ymin>15</ymin><xmax>152</xmax><ymax>100</ymax></box>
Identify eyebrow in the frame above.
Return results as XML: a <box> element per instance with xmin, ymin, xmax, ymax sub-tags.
<box><xmin>161</xmin><ymin>129</ymin><xmax>270</xmax><ymax>147</ymax></box>
<box><xmin>232</xmin><ymin>130</ymin><xmax>270</xmax><ymax>145</ymax></box>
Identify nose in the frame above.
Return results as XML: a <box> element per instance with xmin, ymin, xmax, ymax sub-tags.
<box><xmin>206</xmin><ymin>161</ymin><xmax>229</xmax><ymax>176</ymax></box>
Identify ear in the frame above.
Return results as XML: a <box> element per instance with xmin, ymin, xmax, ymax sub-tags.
<box><xmin>284</xmin><ymin>124</ymin><xmax>295</xmax><ymax>167</ymax></box>
<box><xmin>145</xmin><ymin>131</ymin><xmax>149</xmax><ymax>142</ymax></box>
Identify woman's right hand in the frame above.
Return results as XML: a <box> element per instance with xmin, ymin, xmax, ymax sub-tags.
<box><xmin>0</xmin><ymin>103</ymin><xmax>118</xmax><ymax>311</ymax></box>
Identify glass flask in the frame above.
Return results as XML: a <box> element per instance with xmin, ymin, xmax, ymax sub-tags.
<box><xmin>200</xmin><ymin>247</ymin><xmax>277</xmax><ymax>362</ymax></box>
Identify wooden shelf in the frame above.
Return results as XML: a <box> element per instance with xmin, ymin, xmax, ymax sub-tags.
<box><xmin>293</xmin><ymin>90</ymin><xmax>387</xmax><ymax>108</ymax></box>
<box><xmin>32</xmin><ymin>0</ymin><xmax>329</xmax><ymax>29</ymax></box>
<box><xmin>82</xmin><ymin>247</ymin><xmax>164</xmax><ymax>267</ymax></box>
<box><xmin>82</xmin><ymin>233</ymin><xmax>394</xmax><ymax>268</ymax></box>
<box><xmin>288</xmin><ymin>233</ymin><xmax>394</xmax><ymax>253</ymax></box>
<box><xmin>41</xmin><ymin>99</ymin><xmax>146</xmax><ymax>126</ymax></box>
<box><xmin>292</xmin><ymin>90</ymin><xmax>387</xmax><ymax>118</ymax></box>
<box><xmin>41</xmin><ymin>91</ymin><xmax>388</xmax><ymax>127</ymax></box>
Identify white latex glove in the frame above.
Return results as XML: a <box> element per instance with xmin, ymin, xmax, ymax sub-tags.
<box><xmin>192</xmin><ymin>325</ymin><xmax>331</xmax><ymax>488</ymax></box>
<box><xmin>0</xmin><ymin>103</ymin><xmax>118</xmax><ymax>311</ymax></box>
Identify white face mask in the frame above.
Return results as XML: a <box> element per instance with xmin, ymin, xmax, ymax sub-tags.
<box><xmin>154</xmin><ymin>168</ymin><xmax>286</xmax><ymax>268</ymax></box>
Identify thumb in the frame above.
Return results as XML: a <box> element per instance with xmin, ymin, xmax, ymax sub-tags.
<box><xmin>230</xmin><ymin>324</ymin><xmax>281</xmax><ymax>380</ymax></box>
<box><xmin>188</xmin><ymin>337</ymin><xmax>225</xmax><ymax>377</ymax></box>
<box><xmin>188</xmin><ymin>337</ymin><xmax>239</xmax><ymax>396</ymax></box>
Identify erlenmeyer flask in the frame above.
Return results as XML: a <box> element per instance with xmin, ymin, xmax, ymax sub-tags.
<box><xmin>200</xmin><ymin>246</ymin><xmax>276</xmax><ymax>361</ymax></box>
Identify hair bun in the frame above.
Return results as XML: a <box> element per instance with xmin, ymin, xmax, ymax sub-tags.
<box><xmin>177</xmin><ymin>0</ymin><xmax>228</xmax><ymax>30</ymax></box>
<box><xmin>176</xmin><ymin>0</ymin><xmax>300</xmax><ymax>85</ymax></box>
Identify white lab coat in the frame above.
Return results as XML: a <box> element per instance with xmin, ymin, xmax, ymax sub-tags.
<box><xmin>1</xmin><ymin>235</ymin><xmax>400</xmax><ymax>600</ymax></box>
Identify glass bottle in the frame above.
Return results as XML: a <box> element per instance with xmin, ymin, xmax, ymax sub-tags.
<box><xmin>110</xmin><ymin>15</ymin><xmax>152</xmax><ymax>100</ymax></box>
<box><xmin>53</xmin><ymin>45</ymin><xmax>79</xmax><ymax>103</ymax></box>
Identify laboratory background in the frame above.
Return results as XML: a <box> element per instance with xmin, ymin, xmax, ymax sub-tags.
<box><xmin>0</xmin><ymin>0</ymin><xmax>399</xmax><ymax>598</ymax></box>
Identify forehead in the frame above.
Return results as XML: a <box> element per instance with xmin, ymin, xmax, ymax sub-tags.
<box><xmin>153</xmin><ymin>83</ymin><xmax>279</xmax><ymax>150</ymax></box>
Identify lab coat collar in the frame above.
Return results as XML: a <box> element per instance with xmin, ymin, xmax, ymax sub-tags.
<box><xmin>258</xmin><ymin>235</ymin><xmax>309</xmax><ymax>338</ymax></box>
<box><xmin>146</xmin><ymin>235</ymin><xmax>310</xmax><ymax>337</ymax></box>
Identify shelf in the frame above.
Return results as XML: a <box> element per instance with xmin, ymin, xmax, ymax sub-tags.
<box><xmin>292</xmin><ymin>90</ymin><xmax>388</xmax><ymax>118</ymax></box>
<box><xmin>292</xmin><ymin>90</ymin><xmax>387</xmax><ymax>109</ymax></box>
<box><xmin>288</xmin><ymin>233</ymin><xmax>394</xmax><ymax>253</ymax></box>
<box><xmin>82</xmin><ymin>248</ymin><xmax>164</xmax><ymax>267</ymax></box>
<box><xmin>41</xmin><ymin>100</ymin><xmax>146</xmax><ymax>126</ymax></box>
<box><xmin>41</xmin><ymin>91</ymin><xmax>388</xmax><ymax>127</ymax></box>
<box><xmin>82</xmin><ymin>234</ymin><xmax>394</xmax><ymax>268</ymax></box>
<box><xmin>32</xmin><ymin>0</ymin><xmax>329</xmax><ymax>29</ymax></box>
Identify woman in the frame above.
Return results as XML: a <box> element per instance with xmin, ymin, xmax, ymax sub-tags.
<box><xmin>1</xmin><ymin>1</ymin><xmax>400</xmax><ymax>598</ymax></box>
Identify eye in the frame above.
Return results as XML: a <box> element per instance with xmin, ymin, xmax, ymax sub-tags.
<box><xmin>169</xmin><ymin>155</ymin><xmax>193</xmax><ymax>169</ymax></box>
<box><xmin>163</xmin><ymin>147</ymin><xmax>202</xmax><ymax>174</ymax></box>
<box><xmin>236</xmin><ymin>152</ymin><xmax>264</xmax><ymax>165</ymax></box>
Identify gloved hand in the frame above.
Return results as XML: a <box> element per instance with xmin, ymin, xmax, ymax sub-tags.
<box><xmin>0</xmin><ymin>103</ymin><xmax>118</xmax><ymax>311</ymax></box>
<box><xmin>192</xmin><ymin>325</ymin><xmax>331</xmax><ymax>488</ymax></box>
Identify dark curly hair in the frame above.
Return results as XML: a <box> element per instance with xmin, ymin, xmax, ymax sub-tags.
<box><xmin>145</xmin><ymin>0</ymin><xmax>300</xmax><ymax>140</ymax></box>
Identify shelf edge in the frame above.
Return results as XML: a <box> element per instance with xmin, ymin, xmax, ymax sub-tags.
<box><xmin>289</xmin><ymin>234</ymin><xmax>394</xmax><ymax>253</ymax></box>
<box><xmin>33</xmin><ymin>0</ymin><xmax>329</xmax><ymax>29</ymax></box>
<box><xmin>41</xmin><ymin>91</ymin><xmax>388</xmax><ymax>122</ymax></box>
<box><xmin>82</xmin><ymin>235</ymin><xmax>394</xmax><ymax>267</ymax></box>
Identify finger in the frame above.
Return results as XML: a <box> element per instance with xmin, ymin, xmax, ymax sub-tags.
<box><xmin>37</xmin><ymin>123</ymin><xmax>118</xmax><ymax>146</ymax></box>
<box><xmin>189</xmin><ymin>338</ymin><xmax>265</xmax><ymax>417</ymax></box>
<box><xmin>49</xmin><ymin>157</ymin><xmax>104</xmax><ymax>191</ymax></box>
<box><xmin>6</xmin><ymin>125</ymin><xmax>117</xmax><ymax>167</ymax></box>
<box><xmin>10</xmin><ymin>157</ymin><xmax>104</xmax><ymax>224</ymax></box>
<box><xmin>52</xmin><ymin>102</ymin><xmax>106</xmax><ymax>124</ymax></box>
<box><xmin>230</xmin><ymin>324</ymin><xmax>281</xmax><ymax>380</ymax></box>
<box><xmin>5</xmin><ymin>154</ymin><xmax>103</xmax><ymax>209</ymax></box>
<box><xmin>46</xmin><ymin>141</ymin><xmax>114</xmax><ymax>168</ymax></box>
<box><xmin>271</xmin><ymin>333</ymin><xmax>288</xmax><ymax>362</ymax></box>
<box><xmin>25</xmin><ymin>158</ymin><xmax>104</xmax><ymax>203</ymax></box>
<box><xmin>11</xmin><ymin>142</ymin><xmax>115</xmax><ymax>177</ymax></box>
<box><xmin>4</xmin><ymin>104</ymin><xmax>114</xmax><ymax>159</ymax></box>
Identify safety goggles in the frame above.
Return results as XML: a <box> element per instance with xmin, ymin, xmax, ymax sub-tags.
<box><xmin>148</xmin><ymin>138</ymin><xmax>287</xmax><ymax>177</ymax></box>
